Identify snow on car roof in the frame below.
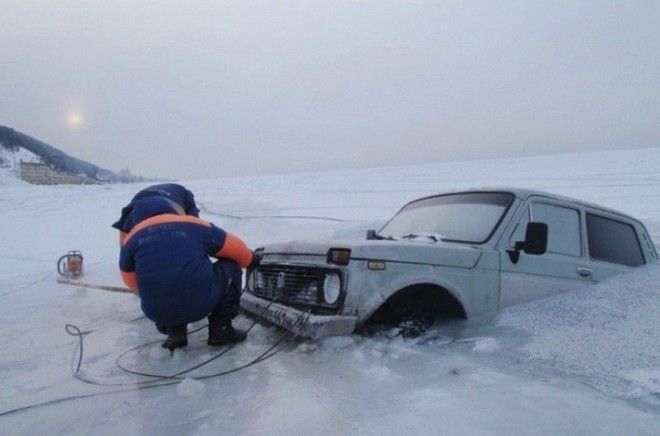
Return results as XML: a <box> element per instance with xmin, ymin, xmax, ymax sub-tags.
<box><xmin>409</xmin><ymin>187</ymin><xmax>642</xmax><ymax>224</ymax></box>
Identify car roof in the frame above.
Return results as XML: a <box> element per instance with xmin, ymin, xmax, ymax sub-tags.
<box><xmin>411</xmin><ymin>187</ymin><xmax>642</xmax><ymax>224</ymax></box>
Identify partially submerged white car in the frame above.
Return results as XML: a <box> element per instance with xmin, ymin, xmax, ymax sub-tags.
<box><xmin>241</xmin><ymin>189</ymin><xmax>658</xmax><ymax>339</ymax></box>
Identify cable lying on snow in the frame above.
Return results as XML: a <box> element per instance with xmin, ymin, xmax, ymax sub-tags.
<box><xmin>0</xmin><ymin>296</ymin><xmax>309</xmax><ymax>418</ymax></box>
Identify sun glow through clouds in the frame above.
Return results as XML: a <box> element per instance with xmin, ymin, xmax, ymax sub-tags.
<box><xmin>64</xmin><ymin>110</ymin><xmax>84</xmax><ymax>129</ymax></box>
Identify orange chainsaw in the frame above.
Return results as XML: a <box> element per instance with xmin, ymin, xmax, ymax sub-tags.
<box><xmin>57</xmin><ymin>250</ymin><xmax>83</xmax><ymax>278</ymax></box>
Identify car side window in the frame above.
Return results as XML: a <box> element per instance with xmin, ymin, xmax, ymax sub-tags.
<box><xmin>532</xmin><ymin>203</ymin><xmax>581</xmax><ymax>257</ymax></box>
<box><xmin>586</xmin><ymin>213</ymin><xmax>644</xmax><ymax>267</ymax></box>
<box><xmin>509</xmin><ymin>202</ymin><xmax>581</xmax><ymax>257</ymax></box>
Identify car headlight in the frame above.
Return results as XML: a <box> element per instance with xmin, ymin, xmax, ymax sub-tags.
<box><xmin>246</xmin><ymin>270</ymin><xmax>256</xmax><ymax>290</ymax></box>
<box><xmin>323</xmin><ymin>273</ymin><xmax>341</xmax><ymax>304</ymax></box>
<box><xmin>247</xmin><ymin>269</ymin><xmax>263</xmax><ymax>291</ymax></box>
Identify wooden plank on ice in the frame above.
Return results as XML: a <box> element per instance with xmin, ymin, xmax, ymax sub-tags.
<box><xmin>57</xmin><ymin>277</ymin><xmax>134</xmax><ymax>294</ymax></box>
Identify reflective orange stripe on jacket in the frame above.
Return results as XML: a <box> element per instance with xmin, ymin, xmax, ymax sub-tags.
<box><xmin>216</xmin><ymin>233</ymin><xmax>253</xmax><ymax>268</ymax></box>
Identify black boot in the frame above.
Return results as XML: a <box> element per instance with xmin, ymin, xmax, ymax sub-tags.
<box><xmin>207</xmin><ymin>315</ymin><xmax>247</xmax><ymax>346</ymax></box>
<box><xmin>161</xmin><ymin>325</ymin><xmax>188</xmax><ymax>352</ymax></box>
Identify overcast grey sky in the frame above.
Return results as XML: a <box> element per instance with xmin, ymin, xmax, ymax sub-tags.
<box><xmin>1</xmin><ymin>1</ymin><xmax>658</xmax><ymax>179</ymax></box>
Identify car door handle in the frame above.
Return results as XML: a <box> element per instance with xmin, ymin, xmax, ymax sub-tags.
<box><xmin>577</xmin><ymin>267</ymin><xmax>593</xmax><ymax>278</ymax></box>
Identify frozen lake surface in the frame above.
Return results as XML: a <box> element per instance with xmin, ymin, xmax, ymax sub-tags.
<box><xmin>1</xmin><ymin>148</ymin><xmax>659</xmax><ymax>434</ymax></box>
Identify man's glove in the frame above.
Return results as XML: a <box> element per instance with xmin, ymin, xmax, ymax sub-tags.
<box><xmin>247</xmin><ymin>251</ymin><xmax>262</xmax><ymax>271</ymax></box>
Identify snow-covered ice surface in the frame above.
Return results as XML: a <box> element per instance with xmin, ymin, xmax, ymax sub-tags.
<box><xmin>1</xmin><ymin>148</ymin><xmax>660</xmax><ymax>434</ymax></box>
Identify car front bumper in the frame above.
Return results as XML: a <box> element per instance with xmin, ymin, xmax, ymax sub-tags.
<box><xmin>240</xmin><ymin>292</ymin><xmax>357</xmax><ymax>339</ymax></box>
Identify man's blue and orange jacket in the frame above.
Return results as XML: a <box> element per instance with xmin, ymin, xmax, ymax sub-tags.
<box><xmin>113</xmin><ymin>183</ymin><xmax>200</xmax><ymax>244</ymax></box>
<box><xmin>119</xmin><ymin>196</ymin><xmax>252</xmax><ymax>326</ymax></box>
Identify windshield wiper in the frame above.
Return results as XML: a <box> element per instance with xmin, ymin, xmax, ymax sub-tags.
<box><xmin>396</xmin><ymin>233</ymin><xmax>446</xmax><ymax>242</ymax></box>
<box><xmin>367</xmin><ymin>230</ymin><xmax>391</xmax><ymax>240</ymax></box>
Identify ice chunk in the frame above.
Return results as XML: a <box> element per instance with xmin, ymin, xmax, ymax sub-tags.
<box><xmin>177</xmin><ymin>378</ymin><xmax>205</xmax><ymax>397</ymax></box>
<box><xmin>473</xmin><ymin>337</ymin><xmax>501</xmax><ymax>354</ymax></box>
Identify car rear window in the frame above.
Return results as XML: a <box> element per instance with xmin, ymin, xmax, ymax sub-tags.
<box><xmin>586</xmin><ymin>213</ymin><xmax>644</xmax><ymax>267</ymax></box>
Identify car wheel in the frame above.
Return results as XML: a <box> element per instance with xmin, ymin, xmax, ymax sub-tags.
<box><xmin>397</xmin><ymin>312</ymin><xmax>434</xmax><ymax>338</ymax></box>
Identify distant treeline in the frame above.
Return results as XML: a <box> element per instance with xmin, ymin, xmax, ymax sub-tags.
<box><xmin>0</xmin><ymin>125</ymin><xmax>144</xmax><ymax>183</ymax></box>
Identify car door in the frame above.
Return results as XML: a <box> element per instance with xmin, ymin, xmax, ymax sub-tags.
<box><xmin>498</xmin><ymin>197</ymin><xmax>592</xmax><ymax>308</ymax></box>
<box><xmin>579</xmin><ymin>210</ymin><xmax>647</xmax><ymax>281</ymax></box>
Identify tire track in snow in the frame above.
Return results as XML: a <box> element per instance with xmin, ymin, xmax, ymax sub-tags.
<box><xmin>198</xmin><ymin>202</ymin><xmax>351</xmax><ymax>223</ymax></box>
<box><xmin>0</xmin><ymin>254</ymin><xmax>53</xmax><ymax>263</ymax></box>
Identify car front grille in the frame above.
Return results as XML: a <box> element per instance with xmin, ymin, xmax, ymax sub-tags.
<box><xmin>251</xmin><ymin>264</ymin><xmax>333</xmax><ymax>309</ymax></box>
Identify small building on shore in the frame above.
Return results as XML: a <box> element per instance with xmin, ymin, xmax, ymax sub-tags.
<box><xmin>18</xmin><ymin>162</ymin><xmax>100</xmax><ymax>185</ymax></box>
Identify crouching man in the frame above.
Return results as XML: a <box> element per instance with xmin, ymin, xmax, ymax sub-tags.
<box><xmin>118</xmin><ymin>195</ymin><xmax>255</xmax><ymax>351</ymax></box>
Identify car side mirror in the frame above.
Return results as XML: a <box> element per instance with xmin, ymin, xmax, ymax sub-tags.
<box><xmin>522</xmin><ymin>222</ymin><xmax>548</xmax><ymax>255</ymax></box>
<box><xmin>507</xmin><ymin>222</ymin><xmax>548</xmax><ymax>263</ymax></box>
<box><xmin>366</xmin><ymin>229</ymin><xmax>377</xmax><ymax>240</ymax></box>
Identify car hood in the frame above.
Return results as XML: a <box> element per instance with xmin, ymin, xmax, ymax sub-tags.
<box><xmin>261</xmin><ymin>238</ymin><xmax>483</xmax><ymax>269</ymax></box>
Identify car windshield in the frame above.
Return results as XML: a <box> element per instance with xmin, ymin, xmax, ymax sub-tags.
<box><xmin>378</xmin><ymin>192</ymin><xmax>514</xmax><ymax>244</ymax></box>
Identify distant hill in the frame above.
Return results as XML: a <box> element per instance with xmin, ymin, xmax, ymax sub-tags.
<box><xmin>0</xmin><ymin>125</ymin><xmax>144</xmax><ymax>183</ymax></box>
